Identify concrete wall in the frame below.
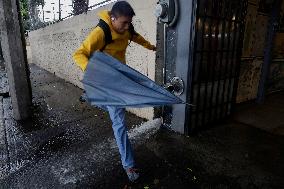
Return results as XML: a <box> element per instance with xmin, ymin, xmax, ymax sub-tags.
<box><xmin>237</xmin><ymin>58</ymin><xmax>263</xmax><ymax>103</ymax></box>
<box><xmin>237</xmin><ymin>0</ymin><xmax>284</xmax><ymax>102</ymax></box>
<box><xmin>237</xmin><ymin>1</ymin><xmax>269</xmax><ymax>103</ymax></box>
<box><xmin>29</xmin><ymin>0</ymin><xmax>157</xmax><ymax>119</ymax></box>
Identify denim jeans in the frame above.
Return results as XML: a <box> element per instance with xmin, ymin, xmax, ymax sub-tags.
<box><xmin>106</xmin><ymin>106</ymin><xmax>135</xmax><ymax>169</ymax></box>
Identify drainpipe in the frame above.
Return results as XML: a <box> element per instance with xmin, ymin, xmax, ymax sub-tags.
<box><xmin>257</xmin><ymin>0</ymin><xmax>282</xmax><ymax>103</ymax></box>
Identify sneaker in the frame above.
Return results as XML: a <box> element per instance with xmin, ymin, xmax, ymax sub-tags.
<box><xmin>125</xmin><ymin>167</ymin><xmax>140</xmax><ymax>182</ymax></box>
<box><xmin>79</xmin><ymin>91</ymin><xmax>87</xmax><ymax>102</ymax></box>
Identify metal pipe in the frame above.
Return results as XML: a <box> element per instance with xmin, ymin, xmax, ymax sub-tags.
<box><xmin>257</xmin><ymin>0</ymin><xmax>282</xmax><ymax>103</ymax></box>
<box><xmin>161</xmin><ymin>23</ymin><xmax>168</xmax><ymax>125</ymax></box>
<box><xmin>163</xmin><ymin>23</ymin><xmax>167</xmax><ymax>85</ymax></box>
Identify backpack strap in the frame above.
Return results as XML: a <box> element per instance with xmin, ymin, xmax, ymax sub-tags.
<box><xmin>128</xmin><ymin>23</ymin><xmax>138</xmax><ymax>43</ymax></box>
<box><xmin>97</xmin><ymin>19</ymin><xmax>113</xmax><ymax>51</ymax></box>
<box><xmin>97</xmin><ymin>19</ymin><xmax>138</xmax><ymax>51</ymax></box>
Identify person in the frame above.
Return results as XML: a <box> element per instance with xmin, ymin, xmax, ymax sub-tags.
<box><xmin>72</xmin><ymin>1</ymin><xmax>156</xmax><ymax>182</ymax></box>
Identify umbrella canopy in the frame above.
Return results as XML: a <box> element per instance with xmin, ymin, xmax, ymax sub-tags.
<box><xmin>82</xmin><ymin>52</ymin><xmax>183</xmax><ymax>108</ymax></box>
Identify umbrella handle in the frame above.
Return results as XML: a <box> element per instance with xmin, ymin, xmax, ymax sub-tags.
<box><xmin>183</xmin><ymin>102</ymin><xmax>195</xmax><ymax>107</ymax></box>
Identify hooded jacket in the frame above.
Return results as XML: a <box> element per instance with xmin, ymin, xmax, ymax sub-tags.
<box><xmin>73</xmin><ymin>10</ymin><xmax>155</xmax><ymax>71</ymax></box>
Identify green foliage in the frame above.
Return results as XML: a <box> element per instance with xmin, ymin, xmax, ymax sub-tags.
<box><xmin>20</xmin><ymin>0</ymin><xmax>29</xmax><ymax>20</ymax></box>
<box><xmin>19</xmin><ymin>0</ymin><xmax>45</xmax><ymax>31</ymax></box>
<box><xmin>20</xmin><ymin>0</ymin><xmax>45</xmax><ymax>21</ymax></box>
<box><xmin>19</xmin><ymin>0</ymin><xmax>30</xmax><ymax>32</ymax></box>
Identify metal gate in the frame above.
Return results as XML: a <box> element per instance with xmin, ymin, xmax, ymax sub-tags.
<box><xmin>185</xmin><ymin>0</ymin><xmax>248</xmax><ymax>132</ymax></box>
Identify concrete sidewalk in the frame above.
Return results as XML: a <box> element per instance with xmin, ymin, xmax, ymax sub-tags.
<box><xmin>0</xmin><ymin>64</ymin><xmax>283</xmax><ymax>188</ymax></box>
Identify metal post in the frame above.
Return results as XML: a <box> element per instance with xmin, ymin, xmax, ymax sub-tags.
<box><xmin>59</xmin><ymin>0</ymin><xmax>61</xmax><ymax>20</ymax></box>
<box><xmin>52</xmin><ymin>4</ymin><xmax>55</xmax><ymax>21</ymax></box>
<box><xmin>169</xmin><ymin>0</ymin><xmax>197</xmax><ymax>134</ymax></box>
<box><xmin>257</xmin><ymin>0</ymin><xmax>282</xmax><ymax>103</ymax></box>
<box><xmin>42</xmin><ymin>4</ymin><xmax>44</xmax><ymax>21</ymax></box>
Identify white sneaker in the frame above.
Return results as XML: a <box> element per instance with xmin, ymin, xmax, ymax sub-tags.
<box><xmin>125</xmin><ymin>167</ymin><xmax>140</xmax><ymax>182</ymax></box>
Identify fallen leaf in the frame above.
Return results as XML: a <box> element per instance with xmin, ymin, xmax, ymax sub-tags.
<box><xmin>187</xmin><ymin>168</ymin><xmax>193</xmax><ymax>172</ymax></box>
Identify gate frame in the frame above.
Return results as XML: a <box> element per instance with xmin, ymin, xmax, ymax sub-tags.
<box><xmin>162</xmin><ymin>0</ymin><xmax>248</xmax><ymax>135</ymax></box>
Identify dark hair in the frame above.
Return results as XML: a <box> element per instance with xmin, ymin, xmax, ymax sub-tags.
<box><xmin>111</xmin><ymin>1</ymin><xmax>135</xmax><ymax>18</ymax></box>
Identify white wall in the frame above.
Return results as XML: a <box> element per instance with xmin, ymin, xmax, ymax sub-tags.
<box><xmin>29</xmin><ymin>0</ymin><xmax>157</xmax><ymax>119</ymax></box>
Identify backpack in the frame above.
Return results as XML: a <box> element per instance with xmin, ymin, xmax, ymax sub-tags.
<box><xmin>96</xmin><ymin>19</ymin><xmax>137</xmax><ymax>51</ymax></box>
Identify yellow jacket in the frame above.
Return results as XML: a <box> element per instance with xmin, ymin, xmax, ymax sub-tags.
<box><xmin>73</xmin><ymin>10</ymin><xmax>155</xmax><ymax>71</ymax></box>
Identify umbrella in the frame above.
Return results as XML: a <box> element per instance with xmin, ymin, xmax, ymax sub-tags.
<box><xmin>82</xmin><ymin>52</ymin><xmax>183</xmax><ymax>108</ymax></box>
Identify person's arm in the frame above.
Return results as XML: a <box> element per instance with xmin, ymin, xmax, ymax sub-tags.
<box><xmin>131</xmin><ymin>33</ymin><xmax>156</xmax><ymax>51</ymax></box>
<box><xmin>73</xmin><ymin>27</ymin><xmax>105</xmax><ymax>71</ymax></box>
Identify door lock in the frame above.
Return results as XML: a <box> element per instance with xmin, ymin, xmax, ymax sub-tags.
<box><xmin>165</xmin><ymin>77</ymin><xmax>184</xmax><ymax>96</ymax></box>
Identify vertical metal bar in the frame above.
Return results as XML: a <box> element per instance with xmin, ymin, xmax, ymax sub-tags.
<box><xmin>163</xmin><ymin>24</ymin><xmax>168</xmax><ymax>86</ymax></box>
<box><xmin>161</xmin><ymin>23</ymin><xmax>168</xmax><ymax>126</ymax></box>
<box><xmin>257</xmin><ymin>0</ymin><xmax>282</xmax><ymax>103</ymax></box>
<box><xmin>225</xmin><ymin>3</ymin><xmax>240</xmax><ymax>116</ymax></box>
<box><xmin>53</xmin><ymin>6</ymin><xmax>55</xmax><ymax>21</ymax></box>
<box><xmin>214</xmin><ymin>0</ymin><xmax>226</xmax><ymax>121</ymax></box>
<box><xmin>185</xmin><ymin>0</ymin><xmax>198</xmax><ymax>134</ymax></box>
<box><xmin>71</xmin><ymin>0</ymin><xmax>74</xmax><ymax>16</ymax></box>
<box><xmin>208</xmin><ymin>0</ymin><xmax>222</xmax><ymax>122</ymax></box>
<box><xmin>42</xmin><ymin>4</ymin><xmax>44</xmax><ymax>21</ymax></box>
<box><xmin>194</xmin><ymin>15</ymin><xmax>206</xmax><ymax>129</ymax></box>
<box><xmin>201</xmin><ymin>15</ymin><xmax>213</xmax><ymax>126</ymax></box>
<box><xmin>59</xmin><ymin>0</ymin><xmax>61</xmax><ymax>20</ymax></box>
<box><xmin>220</xmin><ymin>1</ymin><xmax>233</xmax><ymax>118</ymax></box>
<box><xmin>187</xmin><ymin>0</ymin><xmax>200</xmax><ymax>132</ymax></box>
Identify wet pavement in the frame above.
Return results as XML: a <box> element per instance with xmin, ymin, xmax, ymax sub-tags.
<box><xmin>0</xmin><ymin>64</ymin><xmax>283</xmax><ymax>188</ymax></box>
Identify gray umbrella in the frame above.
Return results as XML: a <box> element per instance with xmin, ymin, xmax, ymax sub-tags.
<box><xmin>82</xmin><ymin>52</ymin><xmax>183</xmax><ymax>108</ymax></box>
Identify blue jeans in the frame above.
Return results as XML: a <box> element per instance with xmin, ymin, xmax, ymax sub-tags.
<box><xmin>106</xmin><ymin>106</ymin><xmax>135</xmax><ymax>169</ymax></box>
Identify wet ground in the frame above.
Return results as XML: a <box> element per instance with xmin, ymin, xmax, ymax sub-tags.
<box><xmin>0</xmin><ymin>64</ymin><xmax>283</xmax><ymax>188</ymax></box>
